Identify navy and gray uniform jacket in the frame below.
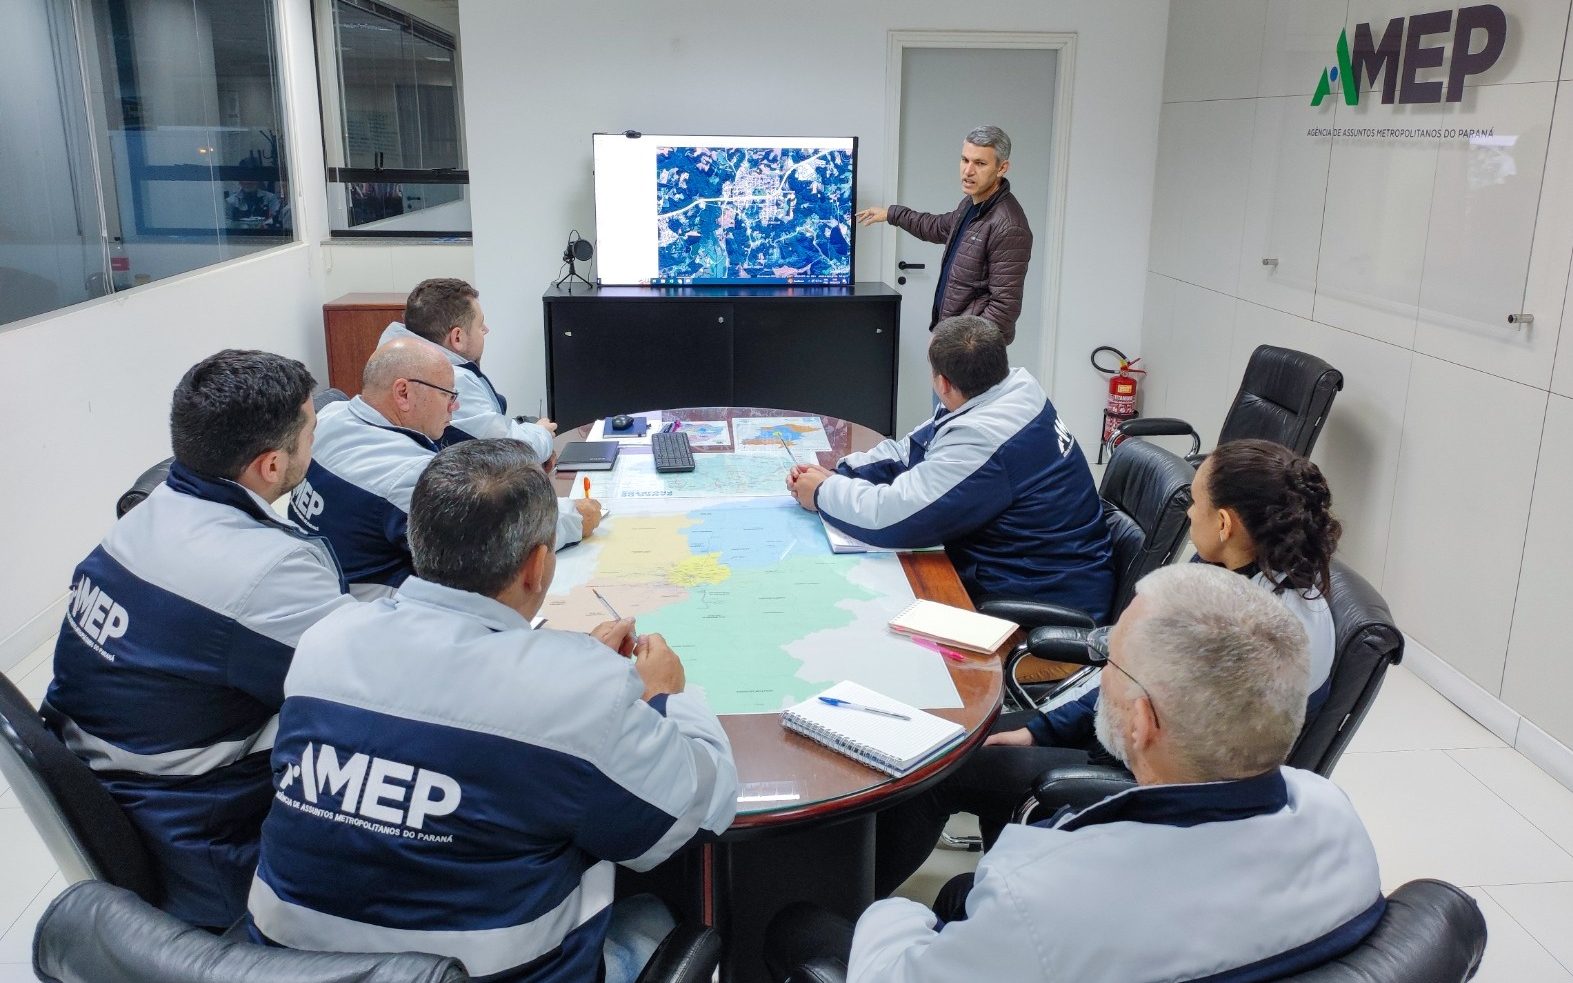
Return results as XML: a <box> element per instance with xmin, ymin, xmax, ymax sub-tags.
<box><xmin>848</xmin><ymin>767</ymin><xmax>1383</xmax><ymax>982</ymax></box>
<box><xmin>288</xmin><ymin>396</ymin><xmax>437</xmax><ymax>600</ymax></box>
<box><xmin>379</xmin><ymin>322</ymin><xmax>555</xmax><ymax>459</ymax></box>
<box><xmin>378</xmin><ymin>323</ymin><xmax>585</xmax><ymax>551</ymax></box>
<box><xmin>44</xmin><ymin>463</ymin><xmax>350</xmax><ymax>928</ymax></box>
<box><xmin>247</xmin><ymin>577</ymin><xmax>738</xmax><ymax>982</ymax></box>
<box><xmin>817</xmin><ymin>368</ymin><xmax>1113</xmax><ymax>618</ymax></box>
<box><xmin>1026</xmin><ymin>567</ymin><xmax>1337</xmax><ymax>748</ymax></box>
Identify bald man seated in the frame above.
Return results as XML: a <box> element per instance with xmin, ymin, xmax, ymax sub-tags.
<box><xmin>288</xmin><ymin>339</ymin><xmax>454</xmax><ymax>599</ymax></box>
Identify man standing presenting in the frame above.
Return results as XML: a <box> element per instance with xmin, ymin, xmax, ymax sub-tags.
<box><xmin>856</xmin><ymin>125</ymin><xmax>1032</xmax><ymax>344</ymax></box>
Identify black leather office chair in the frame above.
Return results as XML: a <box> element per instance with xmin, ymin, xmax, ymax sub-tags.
<box><xmin>1020</xmin><ymin>558</ymin><xmax>1405</xmax><ymax>819</ymax></box>
<box><xmin>116</xmin><ymin>457</ymin><xmax>173</xmax><ymax>517</ymax></box>
<box><xmin>766</xmin><ymin>879</ymin><xmax>1486</xmax><ymax>983</ymax></box>
<box><xmin>979</xmin><ymin>437</ymin><xmax>1195</xmax><ymax>709</ymax></box>
<box><xmin>0</xmin><ymin>673</ymin><xmax>162</xmax><ymax>904</ymax></box>
<box><xmin>34</xmin><ymin>880</ymin><xmax>724</xmax><ymax>983</ymax></box>
<box><xmin>1115</xmin><ymin>344</ymin><xmax>1343</xmax><ymax>463</ymax></box>
<box><xmin>113</xmin><ymin>388</ymin><xmax>348</xmax><ymax>518</ymax></box>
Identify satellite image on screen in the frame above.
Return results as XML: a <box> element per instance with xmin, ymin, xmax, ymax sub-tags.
<box><xmin>655</xmin><ymin>146</ymin><xmax>853</xmax><ymax>284</ymax></box>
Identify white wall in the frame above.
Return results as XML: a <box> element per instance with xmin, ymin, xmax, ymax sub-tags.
<box><xmin>1144</xmin><ymin>1</ymin><xmax>1573</xmax><ymax>755</ymax></box>
<box><xmin>0</xmin><ymin>0</ymin><xmax>328</xmax><ymax>663</ymax></box>
<box><xmin>460</xmin><ymin>0</ymin><xmax>1169</xmax><ymax>445</ymax></box>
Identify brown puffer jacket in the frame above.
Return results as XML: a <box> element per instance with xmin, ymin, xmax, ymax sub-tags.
<box><xmin>887</xmin><ymin>178</ymin><xmax>1033</xmax><ymax>343</ymax></box>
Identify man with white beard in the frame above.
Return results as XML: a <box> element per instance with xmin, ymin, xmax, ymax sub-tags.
<box><xmin>765</xmin><ymin>564</ymin><xmax>1386</xmax><ymax>983</ymax></box>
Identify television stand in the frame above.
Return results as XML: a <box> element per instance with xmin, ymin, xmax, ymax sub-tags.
<box><xmin>542</xmin><ymin>283</ymin><xmax>900</xmax><ymax>433</ymax></box>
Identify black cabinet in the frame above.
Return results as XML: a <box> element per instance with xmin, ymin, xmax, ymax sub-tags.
<box><xmin>543</xmin><ymin>284</ymin><xmax>900</xmax><ymax>433</ymax></box>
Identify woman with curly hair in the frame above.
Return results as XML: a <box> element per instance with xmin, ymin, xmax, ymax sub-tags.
<box><xmin>874</xmin><ymin>438</ymin><xmax>1343</xmax><ymax>897</ymax></box>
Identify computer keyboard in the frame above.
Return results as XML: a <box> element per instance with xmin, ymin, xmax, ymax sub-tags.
<box><xmin>651</xmin><ymin>432</ymin><xmax>697</xmax><ymax>473</ymax></box>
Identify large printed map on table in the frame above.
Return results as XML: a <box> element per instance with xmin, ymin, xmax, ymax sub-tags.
<box><xmin>542</xmin><ymin>498</ymin><xmax>963</xmax><ymax>715</ymax></box>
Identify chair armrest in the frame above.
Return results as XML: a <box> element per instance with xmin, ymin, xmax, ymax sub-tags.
<box><xmin>1285</xmin><ymin>880</ymin><xmax>1485</xmax><ymax>981</ymax></box>
<box><xmin>1113</xmin><ymin>418</ymin><xmax>1202</xmax><ymax>458</ymax></box>
<box><xmin>635</xmin><ymin>922</ymin><xmax>722</xmax><ymax>983</ymax></box>
<box><xmin>1024</xmin><ymin>626</ymin><xmax>1096</xmax><ymax>663</ymax></box>
<box><xmin>1031</xmin><ymin>765</ymin><xmax>1135</xmax><ymax>816</ymax></box>
<box><xmin>785</xmin><ymin>957</ymin><xmax>849</xmax><ymax>983</ymax></box>
<box><xmin>977</xmin><ymin>597</ymin><xmax>1096</xmax><ymax>630</ymax></box>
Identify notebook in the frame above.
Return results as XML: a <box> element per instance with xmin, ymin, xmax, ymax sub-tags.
<box><xmin>888</xmin><ymin>599</ymin><xmax>1017</xmax><ymax>654</ymax></box>
<box><xmin>780</xmin><ymin>682</ymin><xmax>966</xmax><ymax>777</ymax></box>
<box><xmin>554</xmin><ymin>441</ymin><xmax>620</xmax><ymax>471</ymax></box>
<box><xmin>820</xmin><ymin>515</ymin><xmax>945</xmax><ymax>554</ymax></box>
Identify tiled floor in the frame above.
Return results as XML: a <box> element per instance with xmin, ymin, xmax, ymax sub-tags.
<box><xmin>5</xmin><ymin>641</ymin><xmax>1573</xmax><ymax>981</ymax></box>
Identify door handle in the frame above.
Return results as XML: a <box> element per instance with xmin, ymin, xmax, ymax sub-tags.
<box><xmin>897</xmin><ymin>261</ymin><xmax>926</xmax><ymax>271</ymax></box>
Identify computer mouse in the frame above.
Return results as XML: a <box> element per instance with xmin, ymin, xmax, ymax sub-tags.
<box><xmin>611</xmin><ymin>414</ymin><xmax>633</xmax><ymax>431</ymax></box>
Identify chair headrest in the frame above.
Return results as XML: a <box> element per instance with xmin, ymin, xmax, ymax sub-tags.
<box><xmin>115</xmin><ymin>458</ymin><xmax>174</xmax><ymax>519</ymax></box>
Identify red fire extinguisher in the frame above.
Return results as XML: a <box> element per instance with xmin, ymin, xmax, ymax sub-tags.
<box><xmin>1091</xmin><ymin>346</ymin><xmax>1145</xmax><ymax>464</ymax></box>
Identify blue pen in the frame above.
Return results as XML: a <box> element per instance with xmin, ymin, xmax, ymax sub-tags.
<box><xmin>818</xmin><ymin>696</ymin><xmax>910</xmax><ymax>721</ymax></box>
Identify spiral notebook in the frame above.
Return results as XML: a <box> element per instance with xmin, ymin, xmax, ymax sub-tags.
<box><xmin>780</xmin><ymin>682</ymin><xmax>966</xmax><ymax>777</ymax></box>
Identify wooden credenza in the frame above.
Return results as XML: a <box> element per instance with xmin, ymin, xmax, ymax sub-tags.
<box><xmin>322</xmin><ymin>292</ymin><xmax>404</xmax><ymax>396</ymax></box>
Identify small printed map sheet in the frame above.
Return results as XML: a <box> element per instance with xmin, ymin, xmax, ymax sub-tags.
<box><xmin>731</xmin><ymin>416</ymin><xmax>832</xmax><ymax>454</ymax></box>
<box><xmin>543</xmin><ymin>498</ymin><xmax>962</xmax><ymax>715</ymax></box>
<box><xmin>676</xmin><ymin>420</ymin><xmax>731</xmax><ymax>448</ymax></box>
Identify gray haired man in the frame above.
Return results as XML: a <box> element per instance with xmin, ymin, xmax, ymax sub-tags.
<box><xmin>767</xmin><ymin>564</ymin><xmax>1384</xmax><ymax>983</ymax></box>
<box><xmin>855</xmin><ymin>125</ymin><xmax>1033</xmax><ymax>342</ymax></box>
<box><xmin>250</xmin><ymin>439</ymin><xmax>737</xmax><ymax>983</ymax></box>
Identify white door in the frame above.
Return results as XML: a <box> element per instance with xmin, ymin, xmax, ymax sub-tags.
<box><xmin>891</xmin><ymin>45</ymin><xmax>1058</xmax><ymax>433</ymax></box>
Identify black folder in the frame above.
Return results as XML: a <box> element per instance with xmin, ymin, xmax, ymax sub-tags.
<box><xmin>554</xmin><ymin>441</ymin><xmax>620</xmax><ymax>471</ymax></box>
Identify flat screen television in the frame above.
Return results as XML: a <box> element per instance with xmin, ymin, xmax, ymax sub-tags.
<box><xmin>593</xmin><ymin>132</ymin><xmax>857</xmax><ymax>286</ymax></box>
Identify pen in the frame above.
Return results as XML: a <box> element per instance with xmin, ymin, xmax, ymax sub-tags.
<box><xmin>583</xmin><ymin>476</ymin><xmax>591</xmax><ymax>499</ymax></box>
<box><xmin>817</xmin><ymin>696</ymin><xmax>911</xmax><ymax>721</ymax></box>
<box><xmin>778</xmin><ymin>435</ymin><xmax>798</xmax><ymax>466</ymax></box>
<box><xmin>591</xmin><ymin>588</ymin><xmax>638</xmax><ymax>645</ymax></box>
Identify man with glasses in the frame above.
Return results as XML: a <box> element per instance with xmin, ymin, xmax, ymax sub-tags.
<box><xmin>288</xmin><ymin>339</ymin><xmax>456</xmax><ymax>598</ymax></box>
<box><xmin>382</xmin><ymin>277</ymin><xmax>603</xmax><ymax>544</ymax></box>
<box><xmin>769</xmin><ymin>564</ymin><xmax>1383</xmax><ymax>982</ymax></box>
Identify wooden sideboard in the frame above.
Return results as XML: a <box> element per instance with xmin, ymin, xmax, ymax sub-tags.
<box><xmin>322</xmin><ymin>292</ymin><xmax>405</xmax><ymax>396</ymax></box>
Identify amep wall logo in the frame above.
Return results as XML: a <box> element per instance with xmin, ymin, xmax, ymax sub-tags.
<box><xmin>1312</xmin><ymin>5</ymin><xmax>1507</xmax><ymax>107</ymax></box>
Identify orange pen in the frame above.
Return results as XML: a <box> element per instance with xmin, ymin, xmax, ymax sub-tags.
<box><xmin>582</xmin><ymin>476</ymin><xmax>591</xmax><ymax>499</ymax></box>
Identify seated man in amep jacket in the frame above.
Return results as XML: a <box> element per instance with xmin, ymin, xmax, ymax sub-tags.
<box><xmin>788</xmin><ymin>314</ymin><xmax>1112</xmax><ymax>618</ymax></box>
<box><xmin>289</xmin><ymin>339</ymin><xmax>451</xmax><ymax>599</ymax></box>
<box><xmin>381</xmin><ymin>276</ymin><xmax>602</xmax><ymax>542</ymax></box>
<box><xmin>250</xmin><ymin>439</ymin><xmax>738</xmax><ymax>983</ymax></box>
<box><xmin>45</xmin><ymin>350</ymin><xmax>352</xmax><ymax>928</ymax></box>
<box><xmin>766</xmin><ymin>564</ymin><xmax>1384</xmax><ymax>983</ymax></box>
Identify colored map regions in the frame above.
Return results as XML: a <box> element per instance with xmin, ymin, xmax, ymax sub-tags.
<box><xmin>678</xmin><ymin>420</ymin><xmax>731</xmax><ymax>448</ymax></box>
<box><xmin>732</xmin><ymin>416</ymin><xmax>832</xmax><ymax>453</ymax></box>
<box><xmin>542</xmin><ymin>500</ymin><xmax>962</xmax><ymax>715</ymax></box>
<box><xmin>604</xmin><ymin>453</ymin><xmax>794</xmax><ymax>500</ymax></box>
<box><xmin>655</xmin><ymin>146</ymin><xmax>853</xmax><ymax>283</ymax></box>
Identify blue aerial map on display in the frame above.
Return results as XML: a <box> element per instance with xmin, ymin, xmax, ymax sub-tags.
<box><xmin>655</xmin><ymin>146</ymin><xmax>853</xmax><ymax>284</ymax></box>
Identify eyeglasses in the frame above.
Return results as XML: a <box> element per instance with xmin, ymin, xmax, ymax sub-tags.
<box><xmin>407</xmin><ymin>378</ymin><xmax>459</xmax><ymax>406</ymax></box>
<box><xmin>1086</xmin><ymin>625</ymin><xmax>1160</xmax><ymax>727</ymax></box>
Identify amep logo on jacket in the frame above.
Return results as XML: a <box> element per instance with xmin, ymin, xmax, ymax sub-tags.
<box><xmin>277</xmin><ymin>741</ymin><xmax>462</xmax><ymax>840</ymax></box>
<box><xmin>1312</xmin><ymin>5</ymin><xmax>1507</xmax><ymax>107</ymax></box>
<box><xmin>67</xmin><ymin>573</ymin><xmax>128</xmax><ymax>656</ymax></box>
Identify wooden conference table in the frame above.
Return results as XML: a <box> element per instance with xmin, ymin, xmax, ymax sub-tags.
<box><xmin>554</xmin><ymin>407</ymin><xmax>1009</xmax><ymax>982</ymax></box>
